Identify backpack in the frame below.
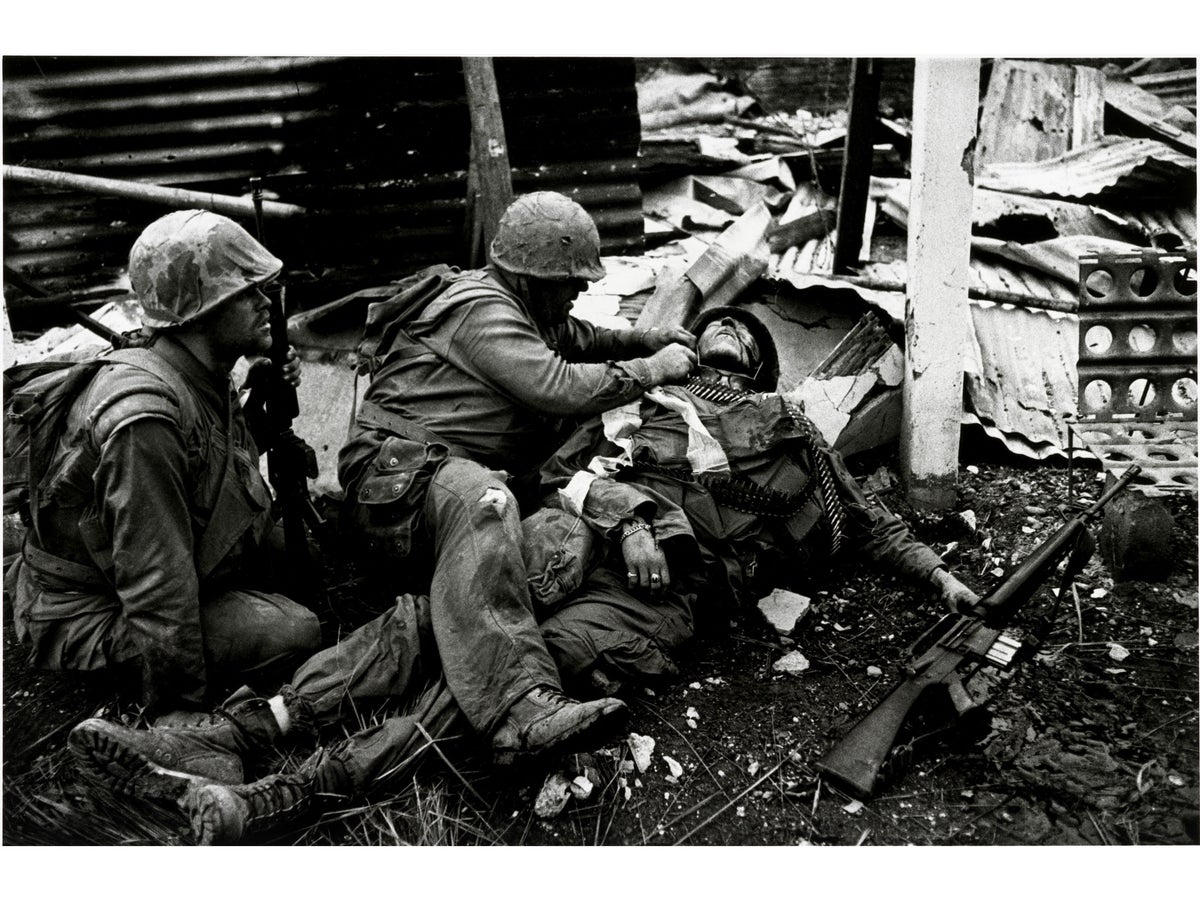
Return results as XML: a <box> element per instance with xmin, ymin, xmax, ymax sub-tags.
<box><xmin>3</xmin><ymin>349</ymin><xmax>191</xmax><ymax>543</ymax></box>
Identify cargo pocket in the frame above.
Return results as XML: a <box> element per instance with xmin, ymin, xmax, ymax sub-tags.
<box><xmin>350</xmin><ymin>437</ymin><xmax>444</xmax><ymax>559</ymax></box>
<box><xmin>522</xmin><ymin>506</ymin><xmax>600</xmax><ymax>616</ymax></box>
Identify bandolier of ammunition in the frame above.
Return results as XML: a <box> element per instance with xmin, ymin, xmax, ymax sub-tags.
<box><xmin>634</xmin><ymin>376</ymin><xmax>848</xmax><ymax>555</ymax></box>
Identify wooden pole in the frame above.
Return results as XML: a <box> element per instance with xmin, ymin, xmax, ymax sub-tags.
<box><xmin>3</xmin><ymin>164</ymin><xmax>306</xmax><ymax>220</ymax></box>
<box><xmin>901</xmin><ymin>58</ymin><xmax>981</xmax><ymax>511</ymax></box>
<box><xmin>462</xmin><ymin>58</ymin><xmax>514</xmax><ymax>267</ymax></box>
<box><xmin>833</xmin><ymin>58</ymin><xmax>880</xmax><ymax>275</ymax></box>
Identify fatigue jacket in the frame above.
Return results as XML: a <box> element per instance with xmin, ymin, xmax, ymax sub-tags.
<box><xmin>9</xmin><ymin>337</ymin><xmax>275</xmax><ymax>705</ymax></box>
<box><xmin>339</xmin><ymin>267</ymin><xmax>663</xmax><ymax>513</ymax></box>
<box><xmin>540</xmin><ymin>385</ymin><xmax>946</xmax><ymax>610</ymax></box>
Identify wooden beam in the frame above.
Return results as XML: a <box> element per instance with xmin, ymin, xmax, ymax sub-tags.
<box><xmin>833</xmin><ymin>58</ymin><xmax>880</xmax><ymax>274</ymax></box>
<box><xmin>462</xmin><ymin>57</ymin><xmax>514</xmax><ymax>267</ymax></box>
<box><xmin>901</xmin><ymin>58</ymin><xmax>981</xmax><ymax>511</ymax></box>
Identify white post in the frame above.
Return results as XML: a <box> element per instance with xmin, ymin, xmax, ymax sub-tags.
<box><xmin>901</xmin><ymin>58</ymin><xmax>980</xmax><ymax>511</ymax></box>
<box><xmin>1</xmin><ymin>292</ymin><xmax>16</xmax><ymax>366</ymax></box>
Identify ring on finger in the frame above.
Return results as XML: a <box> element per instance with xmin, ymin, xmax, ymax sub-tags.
<box><xmin>627</xmin><ymin>571</ymin><xmax>637</xmax><ymax>579</ymax></box>
<box><xmin>650</xmin><ymin>573</ymin><xmax>661</xmax><ymax>583</ymax></box>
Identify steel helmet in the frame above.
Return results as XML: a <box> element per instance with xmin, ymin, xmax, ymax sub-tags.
<box><xmin>489</xmin><ymin>191</ymin><xmax>606</xmax><ymax>282</ymax></box>
<box><xmin>689</xmin><ymin>305</ymin><xmax>780</xmax><ymax>393</ymax></box>
<box><xmin>129</xmin><ymin>209</ymin><xmax>282</xmax><ymax>327</ymax></box>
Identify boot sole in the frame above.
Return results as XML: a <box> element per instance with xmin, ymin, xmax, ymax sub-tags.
<box><xmin>493</xmin><ymin>701</ymin><xmax>630</xmax><ymax>767</ymax></box>
<box><xmin>68</xmin><ymin>720</ymin><xmax>214</xmax><ymax>802</ymax></box>
<box><xmin>184</xmin><ymin>783</ymin><xmax>243</xmax><ymax>846</ymax></box>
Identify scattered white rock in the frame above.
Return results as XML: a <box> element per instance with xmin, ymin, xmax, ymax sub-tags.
<box><xmin>628</xmin><ymin>733</ymin><xmax>655</xmax><ymax>773</ymax></box>
<box><xmin>663</xmin><ymin>756</ymin><xmax>684</xmax><ymax>779</ymax></box>
<box><xmin>686</xmin><ymin>707</ymin><xmax>699</xmax><ymax>721</ymax></box>
<box><xmin>748</xmin><ymin>760</ymin><xmax>760</xmax><ymax>776</ymax></box>
<box><xmin>772</xmin><ymin>649</ymin><xmax>811</xmax><ymax>675</ymax></box>
<box><xmin>534</xmin><ymin>772</ymin><xmax>574</xmax><ymax>818</ymax></box>
<box><xmin>570</xmin><ymin>775</ymin><xmax>594</xmax><ymax>800</ymax></box>
<box><xmin>705</xmin><ymin>676</ymin><xmax>724</xmax><ymax>685</ymax></box>
<box><xmin>866</xmin><ymin>665</ymin><xmax>883</xmax><ymax>677</ymax></box>
<box><xmin>959</xmin><ymin>510</ymin><xmax>977</xmax><ymax>531</ymax></box>
<box><xmin>689</xmin><ymin>682</ymin><xmax>702</xmax><ymax>690</ymax></box>
<box><xmin>1091</xmin><ymin>587</ymin><xmax>1109</xmax><ymax>599</ymax></box>
<box><xmin>966</xmin><ymin>465</ymin><xmax>979</xmax><ymax>474</ymax></box>
<box><xmin>757</xmin><ymin>588</ymin><xmax>812</xmax><ymax>636</ymax></box>
<box><xmin>1107</xmin><ymin>643</ymin><xmax>1131</xmax><ymax>662</ymax></box>
<box><xmin>842</xmin><ymin>799</ymin><xmax>864</xmax><ymax>815</ymax></box>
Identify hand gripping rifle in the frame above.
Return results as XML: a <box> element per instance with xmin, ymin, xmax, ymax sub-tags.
<box><xmin>249</xmin><ymin>180</ymin><xmax>328</xmax><ymax>607</ymax></box>
<box><xmin>815</xmin><ymin>465</ymin><xmax>1142</xmax><ymax>799</ymax></box>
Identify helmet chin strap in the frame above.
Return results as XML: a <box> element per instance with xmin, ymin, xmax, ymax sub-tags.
<box><xmin>695</xmin><ymin>363</ymin><xmax>761</xmax><ymax>393</ymax></box>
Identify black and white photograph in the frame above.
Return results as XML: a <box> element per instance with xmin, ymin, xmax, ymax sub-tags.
<box><xmin>1</xmin><ymin>5</ymin><xmax>1196</xmax><ymax>882</ymax></box>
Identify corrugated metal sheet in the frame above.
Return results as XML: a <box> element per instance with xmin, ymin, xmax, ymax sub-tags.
<box><xmin>1131</xmin><ymin>68</ymin><xmax>1197</xmax><ymax>109</ymax></box>
<box><xmin>976</xmin><ymin>59</ymin><xmax>1105</xmax><ymax>167</ymax></box>
<box><xmin>977</xmin><ymin>136</ymin><xmax>1196</xmax><ymax>201</ymax></box>
<box><xmin>773</xmin><ymin>242</ymin><xmax>1080</xmax><ymax>311</ymax></box>
<box><xmin>3</xmin><ymin>56</ymin><xmax>644</xmax><ymax>325</ymax></box>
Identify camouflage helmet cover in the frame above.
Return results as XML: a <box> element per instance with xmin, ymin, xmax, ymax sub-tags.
<box><xmin>488</xmin><ymin>191</ymin><xmax>606</xmax><ymax>282</ymax></box>
<box><xmin>130</xmin><ymin>209</ymin><xmax>282</xmax><ymax>327</ymax></box>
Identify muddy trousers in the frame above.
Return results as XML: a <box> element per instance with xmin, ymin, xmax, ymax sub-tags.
<box><xmin>308</xmin><ymin>457</ymin><xmax>561</xmax><ymax>790</ymax></box>
<box><xmin>279</xmin><ymin>592</ymin><xmax>463</xmax><ymax>795</ymax></box>
<box><xmin>5</xmin><ymin>552</ymin><xmax>321</xmax><ymax>705</ymax></box>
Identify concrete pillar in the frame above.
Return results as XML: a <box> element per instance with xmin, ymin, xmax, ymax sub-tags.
<box><xmin>901</xmin><ymin>58</ymin><xmax>980</xmax><ymax>511</ymax></box>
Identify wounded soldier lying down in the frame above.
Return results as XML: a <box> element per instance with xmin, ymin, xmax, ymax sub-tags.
<box><xmin>526</xmin><ymin>304</ymin><xmax>981</xmax><ymax>698</ymax></box>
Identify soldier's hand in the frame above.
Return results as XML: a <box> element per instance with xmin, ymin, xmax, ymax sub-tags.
<box><xmin>621</xmin><ymin>522</ymin><xmax>671</xmax><ymax>599</ymax></box>
<box><xmin>644</xmin><ymin>343</ymin><xmax>697</xmax><ymax>385</ymax></box>
<box><xmin>931</xmin><ymin>567</ymin><xmax>982</xmax><ymax>615</ymax></box>
<box><xmin>637</xmin><ymin>325</ymin><xmax>697</xmax><ymax>352</ymax></box>
<box><xmin>277</xmin><ymin>346</ymin><xmax>302</xmax><ymax>389</ymax></box>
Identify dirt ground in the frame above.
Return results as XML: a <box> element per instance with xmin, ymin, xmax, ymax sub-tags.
<box><xmin>3</xmin><ymin>450</ymin><xmax>1198</xmax><ymax>848</ymax></box>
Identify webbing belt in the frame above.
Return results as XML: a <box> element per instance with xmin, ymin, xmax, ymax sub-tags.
<box><xmin>355</xmin><ymin>400</ymin><xmax>472</xmax><ymax>459</ymax></box>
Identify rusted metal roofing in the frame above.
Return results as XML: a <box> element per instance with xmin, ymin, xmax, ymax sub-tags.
<box><xmin>977</xmin><ymin>59</ymin><xmax>1105</xmax><ymax>167</ymax></box>
<box><xmin>976</xmin><ymin>137</ymin><xmax>1196</xmax><ymax>201</ymax></box>
<box><xmin>3</xmin><ymin>56</ymin><xmax>644</xmax><ymax>325</ymax></box>
<box><xmin>1130</xmin><ymin>68</ymin><xmax>1197</xmax><ymax>110</ymax></box>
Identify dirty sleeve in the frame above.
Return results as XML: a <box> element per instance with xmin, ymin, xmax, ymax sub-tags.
<box><xmin>438</xmin><ymin>298</ymin><xmax>657</xmax><ymax>417</ymax></box>
<box><xmin>825</xmin><ymin>447</ymin><xmax>946</xmax><ymax>583</ymax></box>
<box><xmin>94</xmin><ymin>418</ymin><xmax>207</xmax><ymax>707</ymax></box>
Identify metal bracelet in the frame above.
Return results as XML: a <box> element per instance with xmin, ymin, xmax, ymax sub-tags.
<box><xmin>620</xmin><ymin>521</ymin><xmax>652</xmax><ymax>542</ymax></box>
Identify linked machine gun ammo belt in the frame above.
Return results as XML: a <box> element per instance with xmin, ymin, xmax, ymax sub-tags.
<box><xmin>680</xmin><ymin>376</ymin><xmax>846</xmax><ymax>553</ymax></box>
<box><xmin>622</xmin><ymin>462</ymin><xmax>818</xmax><ymax>519</ymax></box>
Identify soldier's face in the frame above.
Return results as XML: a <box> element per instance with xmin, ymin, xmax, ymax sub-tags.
<box><xmin>208</xmin><ymin>285</ymin><xmax>273</xmax><ymax>357</ymax></box>
<box><xmin>697</xmin><ymin>318</ymin><xmax>760</xmax><ymax>374</ymax></box>
<box><xmin>525</xmin><ymin>277</ymin><xmax>587</xmax><ymax>329</ymax></box>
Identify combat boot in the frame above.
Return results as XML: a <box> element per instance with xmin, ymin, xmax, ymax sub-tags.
<box><xmin>69</xmin><ymin>697</ymin><xmax>281</xmax><ymax>801</ymax></box>
<box><xmin>491</xmin><ymin>686</ymin><xmax>628</xmax><ymax>766</ymax></box>
<box><xmin>183</xmin><ymin>752</ymin><xmax>350</xmax><ymax>845</ymax></box>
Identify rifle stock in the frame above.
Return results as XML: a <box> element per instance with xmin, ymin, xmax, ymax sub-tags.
<box><xmin>816</xmin><ymin>466</ymin><xmax>1142</xmax><ymax>798</ymax></box>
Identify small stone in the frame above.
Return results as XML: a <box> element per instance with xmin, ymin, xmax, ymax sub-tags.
<box><xmin>959</xmin><ymin>510</ymin><xmax>977</xmax><ymax>531</ymax></box>
<box><xmin>628</xmin><ymin>733</ymin><xmax>655</xmax><ymax>773</ymax></box>
<box><xmin>569</xmin><ymin>775</ymin><xmax>594</xmax><ymax>800</ymax></box>
<box><xmin>772</xmin><ymin>650</ymin><xmax>811</xmax><ymax>675</ymax></box>
<box><xmin>534</xmin><ymin>772</ymin><xmax>573</xmax><ymax>818</ymax></box>
<box><xmin>757</xmin><ymin>588</ymin><xmax>812</xmax><ymax>635</ymax></box>
<box><xmin>1025</xmin><ymin>505</ymin><xmax>1047</xmax><ymax>515</ymax></box>
<box><xmin>663</xmin><ymin>756</ymin><xmax>684</xmax><ymax>779</ymax></box>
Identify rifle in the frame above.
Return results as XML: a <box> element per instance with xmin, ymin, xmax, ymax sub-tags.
<box><xmin>4</xmin><ymin>264</ymin><xmax>144</xmax><ymax>350</ymax></box>
<box><xmin>249</xmin><ymin>180</ymin><xmax>328</xmax><ymax>606</ymax></box>
<box><xmin>815</xmin><ymin>465</ymin><xmax>1142</xmax><ymax>799</ymax></box>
